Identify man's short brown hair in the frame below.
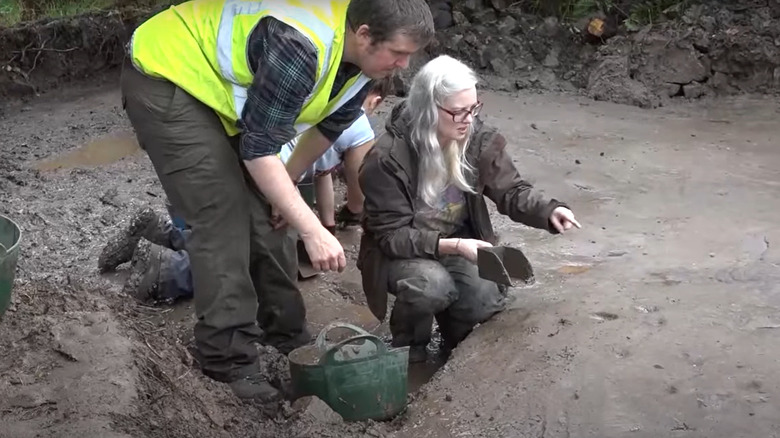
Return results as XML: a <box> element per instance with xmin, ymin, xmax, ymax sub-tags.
<box><xmin>346</xmin><ymin>0</ymin><xmax>435</xmax><ymax>46</ymax></box>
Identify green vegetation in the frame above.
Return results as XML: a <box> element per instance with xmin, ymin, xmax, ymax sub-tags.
<box><xmin>524</xmin><ymin>0</ymin><xmax>690</xmax><ymax>29</ymax></box>
<box><xmin>0</xmin><ymin>0</ymin><xmax>22</xmax><ymax>26</ymax></box>
<box><xmin>623</xmin><ymin>0</ymin><xmax>689</xmax><ymax>29</ymax></box>
<box><xmin>0</xmin><ymin>0</ymin><xmax>176</xmax><ymax>27</ymax></box>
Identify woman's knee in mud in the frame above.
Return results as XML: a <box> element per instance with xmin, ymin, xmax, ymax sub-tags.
<box><xmin>389</xmin><ymin>259</ymin><xmax>458</xmax><ymax>314</ymax></box>
<box><xmin>448</xmin><ymin>276</ymin><xmax>508</xmax><ymax>326</ymax></box>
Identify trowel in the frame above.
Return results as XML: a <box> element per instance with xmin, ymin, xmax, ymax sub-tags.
<box><xmin>477</xmin><ymin>246</ymin><xmax>535</xmax><ymax>287</ymax></box>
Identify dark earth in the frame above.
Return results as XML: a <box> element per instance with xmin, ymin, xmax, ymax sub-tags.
<box><xmin>1</xmin><ymin>1</ymin><xmax>779</xmax><ymax>437</ymax></box>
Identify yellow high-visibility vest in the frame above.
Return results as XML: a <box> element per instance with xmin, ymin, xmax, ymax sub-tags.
<box><xmin>129</xmin><ymin>0</ymin><xmax>370</xmax><ymax>136</ymax></box>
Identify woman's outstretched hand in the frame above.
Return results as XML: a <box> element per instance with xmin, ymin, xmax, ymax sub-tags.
<box><xmin>550</xmin><ymin>206</ymin><xmax>581</xmax><ymax>233</ymax></box>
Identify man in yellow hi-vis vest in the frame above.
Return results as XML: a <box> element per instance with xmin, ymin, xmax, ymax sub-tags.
<box><xmin>120</xmin><ymin>0</ymin><xmax>434</xmax><ymax>402</ymax></box>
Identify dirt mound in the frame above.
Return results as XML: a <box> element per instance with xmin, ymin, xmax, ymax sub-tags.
<box><xmin>423</xmin><ymin>0</ymin><xmax>780</xmax><ymax>107</ymax></box>
<box><xmin>2</xmin><ymin>1</ymin><xmax>779</xmax><ymax>107</ymax></box>
<box><xmin>0</xmin><ymin>8</ymin><xmax>153</xmax><ymax>99</ymax></box>
<box><xmin>426</xmin><ymin>3</ymin><xmax>586</xmax><ymax>93</ymax></box>
<box><xmin>586</xmin><ymin>1</ymin><xmax>780</xmax><ymax>107</ymax></box>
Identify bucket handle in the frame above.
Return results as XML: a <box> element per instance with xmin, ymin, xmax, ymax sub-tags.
<box><xmin>321</xmin><ymin>334</ymin><xmax>388</xmax><ymax>365</ymax></box>
<box><xmin>315</xmin><ymin>322</ymin><xmax>372</xmax><ymax>353</ymax></box>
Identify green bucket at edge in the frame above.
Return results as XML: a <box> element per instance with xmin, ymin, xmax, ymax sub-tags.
<box><xmin>288</xmin><ymin>323</ymin><xmax>410</xmax><ymax>422</ymax></box>
<box><xmin>0</xmin><ymin>215</ymin><xmax>21</xmax><ymax>319</ymax></box>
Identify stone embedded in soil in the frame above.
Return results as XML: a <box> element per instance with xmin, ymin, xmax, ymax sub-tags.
<box><xmin>540</xmin><ymin>17</ymin><xmax>560</xmax><ymax>38</ymax></box>
<box><xmin>587</xmin><ymin>54</ymin><xmax>660</xmax><ymax>109</ymax></box>
<box><xmin>663</xmin><ymin>83</ymin><xmax>684</xmax><ymax>97</ymax></box>
<box><xmin>490</xmin><ymin>58</ymin><xmax>513</xmax><ymax>77</ymax></box>
<box><xmin>684</xmin><ymin>82</ymin><xmax>709</xmax><ymax>99</ymax></box>
<box><xmin>543</xmin><ymin>47</ymin><xmax>561</xmax><ymax>68</ymax></box>
<box><xmin>430</xmin><ymin>0</ymin><xmax>454</xmax><ymax>30</ymax></box>
<box><xmin>452</xmin><ymin>10</ymin><xmax>468</xmax><ymax>26</ymax></box>
<box><xmin>655</xmin><ymin>47</ymin><xmax>711</xmax><ymax>85</ymax></box>
<box><xmin>497</xmin><ymin>15</ymin><xmax>518</xmax><ymax>36</ymax></box>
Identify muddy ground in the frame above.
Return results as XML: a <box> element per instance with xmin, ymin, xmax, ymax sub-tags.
<box><xmin>2</xmin><ymin>76</ymin><xmax>780</xmax><ymax>437</ymax></box>
<box><xmin>2</xmin><ymin>1</ymin><xmax>780</xmax><ymax>437</ymax></box>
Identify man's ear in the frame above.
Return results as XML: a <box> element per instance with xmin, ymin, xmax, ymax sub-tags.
<box><xmin>355</xmin><ymin>24</ymin><xmax>372</xmax><ymax>45</ymax></box>
<box><xmin>365</xmin><ymin>95</ymin><xmax>383</xmax><ymax>113</ymax></box>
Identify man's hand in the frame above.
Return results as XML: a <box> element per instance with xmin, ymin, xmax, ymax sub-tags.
<box><xmin>550</xmin><ymin>206</ymin><xmax>581</xmax><ymax>233</ymax></box>
<box><xmin>245</xmin><ymin>155</ymin><xmax>345</xmax><ymax>272</ymax></box>
<box><xmin>455</xmin><ymin>238</ymin><xmax>494</xmax><ymax>263</ymax></box>
<box><xmin>300</xmin><ymin>226</ymin><xmax>346</xmax><ymax>272</ymax></box>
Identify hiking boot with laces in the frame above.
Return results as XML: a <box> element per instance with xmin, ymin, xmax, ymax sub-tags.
<box><xmin>122</xmin><ymin>239</ymin><xmax>162</xmax><ymax>302</ymax></box>
<box><xmin>122</xmin><ymin>239</ymin><xmax>194</xmax><ymax>303</ymax></box>
<box><xmin>98</xmin><ymin>207</ymin><xmax>168</xmax><ymax>272</ymax></box>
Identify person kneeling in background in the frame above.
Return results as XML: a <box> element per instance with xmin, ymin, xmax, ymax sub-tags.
<box><xmin>357</xmin><ymin>55</ymin><xmax>582</xmax><ymax>363</ymax></box>
<box><xmin>279</xmin><ymin>77</ymin><xmax>394</xmax><ymax>232</ymax></box>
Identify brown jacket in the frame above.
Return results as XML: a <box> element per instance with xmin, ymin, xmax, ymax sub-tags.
<box><xmin>357</xmin><ymin>100</ymin><xmax>566</xmax><ymax>321</ymax></box>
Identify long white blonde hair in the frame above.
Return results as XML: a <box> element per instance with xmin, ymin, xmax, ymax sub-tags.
<box><xmin>403</xmin><ymin>55</ymin><xmax>478</xmax><ymax>207</ymax></box>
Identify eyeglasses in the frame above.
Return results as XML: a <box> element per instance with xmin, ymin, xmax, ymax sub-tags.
<box><xmin>438</xmin><ymin>102</ymin><xmax>483</xmax><ymax>123</ymax></box>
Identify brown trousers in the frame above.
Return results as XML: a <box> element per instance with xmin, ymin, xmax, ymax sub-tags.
<box><xmin>120</xmin><ymin>62</ymin><xmax>309</xmax><ymax>382</ymax></box>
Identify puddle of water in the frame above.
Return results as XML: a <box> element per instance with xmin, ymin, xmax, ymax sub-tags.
<box><xmin>35</xmin><ymin>132</ymin><xmax>140</xmax><ymax>171</ymax></box>
<box><xmin>408</xmin><ymin>358</ymin><xmax>446</xmax><ymax>393</ymax></box>
<box><xmin>558</xmin><ymin>265</ymin><xmax>592</xmax><ymax>275</ymax></box>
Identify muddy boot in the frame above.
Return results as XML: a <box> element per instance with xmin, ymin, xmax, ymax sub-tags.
<box><xmin>408</xmin><ymin>345</ymin><xmax>429</xmax><ymax>363</ymax></box>
<box><xmin>228</xmin><ymin>372</ymin><xmax>283</xmax><ymax>403</ymax></box>
<box><xmin>435</xmin><ymin>312</ymin><xmax>461</xmax><ymax>360</ymax></box>
<box><xmin>122</xmin><ymin>239</ymin><xmax>162</xmax><ymax>302</ymax></box>
<box><xmin>98</xmin><ymin>207</ymin><xmax>165</xmax><ymax>272</ymax></box>
<box><xmin>335</xmin><ymin>204</ymin><xmax>361</xmax><ymax>228</ymax></box>
<box><xmin>259</xmin><ymin>330</ymin><xmax>312</xmax><ymax>356</ymax></box>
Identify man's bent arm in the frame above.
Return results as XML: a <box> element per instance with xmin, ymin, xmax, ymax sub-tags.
<box><xmin>245</xmin><ymin>156</ymin><xmax>322</xmax><ymax>236</ymax></box>
<box><xmin>238</xmin><ymin>17</ymin><xmax>323</xmax><ymax>234</ymax></box>
<box><xmin>284</xmin><ymin>128</ymin><xmax>334</xmax><ymax>182</ymax></box>
<box><xmin>285</xmin><ymin>79</ymin><xmax>371</xmax><ymax>182</ymax></box>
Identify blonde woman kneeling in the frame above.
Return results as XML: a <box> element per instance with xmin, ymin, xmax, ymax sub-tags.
<box><xmin>357</xmin><ymin>55</ymin><xmax>581</xmax><ymax>362</ymax></box>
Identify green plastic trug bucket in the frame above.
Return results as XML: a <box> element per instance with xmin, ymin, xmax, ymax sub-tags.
<box><xmin>288</xmin><ymin>323</ymin><xmax>410</xmax><ymax>422</ymax></box>
<box><xmin>0</xmin><ymin>215</ymin><xmax>22</xmax><ymax>319</ymax></box>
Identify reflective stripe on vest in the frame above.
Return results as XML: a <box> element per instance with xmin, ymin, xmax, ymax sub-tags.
<box><xmin>130</xmin><ymin>0</ymin><xmax>370</xmax><ymax>136</ymax></box>
<box><xmin>216</xmin><ymin>0</ymin><xmax>339</xmax><ymax>125</ymax></box>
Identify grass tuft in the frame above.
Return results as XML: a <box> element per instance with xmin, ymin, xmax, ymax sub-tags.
<box><xmin>0</xmin><ymin>0</ymin><xmax>178</xmax><ymax>27</ymax></box>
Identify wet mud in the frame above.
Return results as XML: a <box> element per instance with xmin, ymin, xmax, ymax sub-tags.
<box><xmin>2</xmin><ymin>65</ymin><xmax>780</xmax><ymax>437</ymax></box>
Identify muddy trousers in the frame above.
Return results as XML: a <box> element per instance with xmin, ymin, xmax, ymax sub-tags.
<box><xmin>120</xmin><ymin>64</ymin><xmax>309</xmax><ymax>383</ymax></box>
<box><xmin>387</xmin><ymin>256</ymin><xmax>508</xmax><ymax>351</ymax></box>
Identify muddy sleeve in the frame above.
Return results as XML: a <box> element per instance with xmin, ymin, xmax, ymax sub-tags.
<box><xmin>479</xmin><ymin>130</ymin><xmax>567</xmax><ymax>233</ymax></box>
<box><xmin>359</xmin><ymin>152</ymin><xmax>441</xmax><ymax>259</ymax></box>
<box><xmin>237</xmin><ymin>17</ymin><xmax>318</xmax><ymax>160</ymax></box>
